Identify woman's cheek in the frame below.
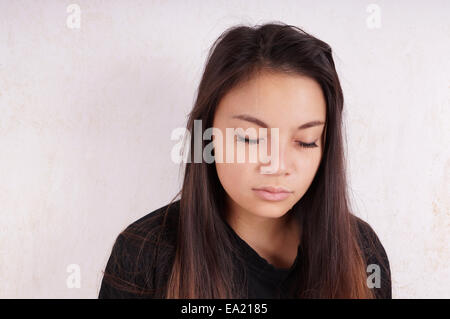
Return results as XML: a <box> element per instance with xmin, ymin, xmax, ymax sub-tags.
<box><xmin>216</xmin><ymin>161</ymin><xmax>252</xmax><ymax>200</ymax></box>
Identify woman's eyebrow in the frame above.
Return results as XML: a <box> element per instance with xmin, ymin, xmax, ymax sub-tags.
<box><xmin>231</xmin><ymin>114</ymin><xmax>325</xmax><ymax>130</ymax></box>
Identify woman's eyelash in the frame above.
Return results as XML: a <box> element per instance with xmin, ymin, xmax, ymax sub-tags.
<box><xmin>236</xmin><ymin>135</ymin><xmax>259</xmax><ymax>144</ymax></box>
<box><xmin>236</xmin><ymin>135</ymin><xmax>318</xmax><ymax>149</ymax></box>
<box><xmin>296</xmin><ymin>141</ymin><xmax>318</xmax><ymax>148</ymax></box>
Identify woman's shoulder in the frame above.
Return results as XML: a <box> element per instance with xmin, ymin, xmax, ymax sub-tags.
<box><xmin>352</xmin><ymin>215</ymin><xmax>392</xmax><ymax>298</ymax></box>
<box><xmin>353</xmin><ymin>215</ymin><xmax>388</xmax><ymax>261</ymax></box>
<box><xmin>113</xmin><ymin>199</ymin><xmax>181</xmax><ymax>259</ymax></box>
<box><xmin>123</xmin><ymin>199</ymin><xmax>181</xmax><ymax>240</ymax></box>
<box><xmin>98</xmin><ymin>199</ymin><xmax>180</xmax><ymax>298</ymax></box>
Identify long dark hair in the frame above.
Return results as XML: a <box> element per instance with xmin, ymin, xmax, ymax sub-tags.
<box><xmin>105</xmin><ymin>21</ymin><xmax>387</xmax><ymax>298</ymax></box>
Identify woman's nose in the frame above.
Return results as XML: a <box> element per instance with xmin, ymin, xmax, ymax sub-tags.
<box><xmin>259</xmin><ymin>138</ymin><xmax>292</xmax><ymax>175</ymax></box>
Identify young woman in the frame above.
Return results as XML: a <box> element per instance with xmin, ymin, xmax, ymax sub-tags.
<box><xmin>99</xmin><ymin>22</ymin><xmax>391</xmax><ymax>299</ymax></box>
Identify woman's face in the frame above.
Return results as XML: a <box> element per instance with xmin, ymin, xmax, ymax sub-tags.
<box><xmin>212</xmin><ymin>70</ymin><xmax>327</xmax><ymax>219</ymax></box>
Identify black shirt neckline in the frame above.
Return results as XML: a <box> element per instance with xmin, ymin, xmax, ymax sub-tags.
<box><xmin>222</xmin><ymin>217</ymin><xmax>302</xmax><ymax>285</ymax></box>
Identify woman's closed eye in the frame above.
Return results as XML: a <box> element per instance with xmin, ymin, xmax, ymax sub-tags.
<box><xmin>295</xmin><ymin>141</ymin><xmax>318</xmax><ymax>148</ymax></box>
<box><xmin>236</xmin><ymin>134</ymin><xmax>318</xmax><ymax>149</ymax></box>
<box><xmin>236</xmin><ymin>134</ymin><xmax>260</xmax><ymax>144</ymax></box>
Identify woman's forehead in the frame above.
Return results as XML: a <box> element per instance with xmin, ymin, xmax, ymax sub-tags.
<box><xmin>215</xmin><ymin>72</ymin><xmax>326</xmax><ymax>127</ymax></box>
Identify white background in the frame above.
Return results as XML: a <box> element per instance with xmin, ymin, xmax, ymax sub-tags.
<box><xmin>0</xmin><ymin>0</ymin><xmax>448</xmax><ymax>298</ymax></box>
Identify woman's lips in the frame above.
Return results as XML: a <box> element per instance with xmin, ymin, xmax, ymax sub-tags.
<box><xmin>252</xmin><ymin>187</ymin><xmax>293</xmax><ymax>201</ymax></box>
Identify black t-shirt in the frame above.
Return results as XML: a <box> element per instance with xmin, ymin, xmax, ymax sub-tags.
<box><xmin>98</xmin><ymin>200</ymin><xmax>392</xmax><ymax>299</ymax></box>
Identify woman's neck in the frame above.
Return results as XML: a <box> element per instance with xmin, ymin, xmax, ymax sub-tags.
<box><xmin>224</xmin><ymin>199</ymin><xmax>301</xmax><ymax>268</ymax></box>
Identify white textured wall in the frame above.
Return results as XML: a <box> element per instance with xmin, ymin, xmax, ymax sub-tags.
<box><xmin>0</xmin><ymin>0</ymin><xmax>448</xmax><ymax>298</ymax></box>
